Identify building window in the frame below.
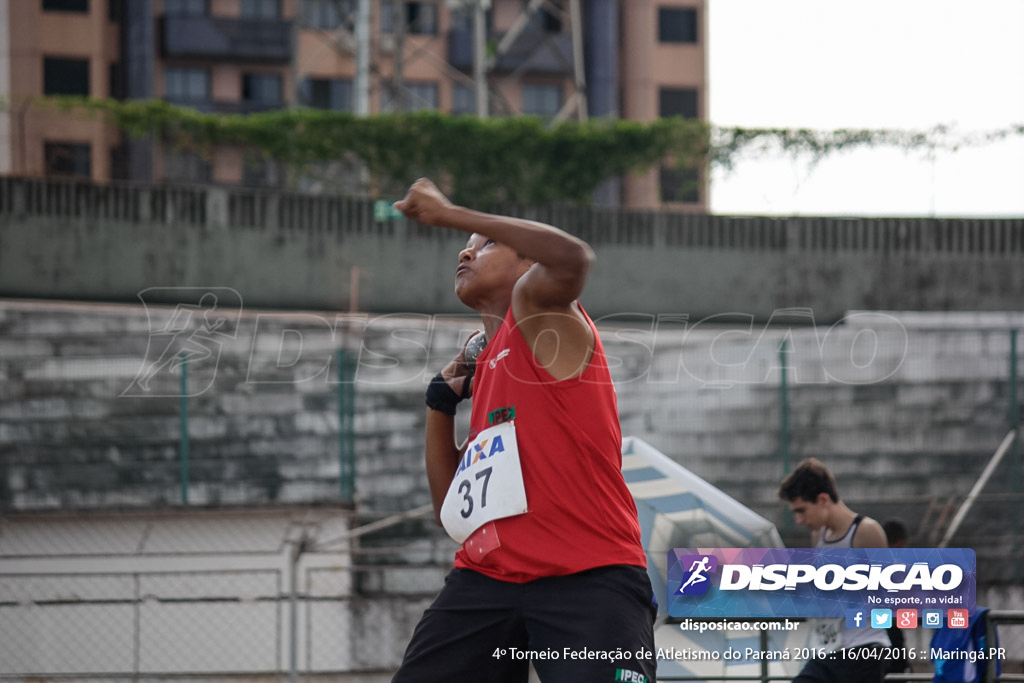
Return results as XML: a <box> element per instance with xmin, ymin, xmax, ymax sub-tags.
<box><xmin>163</xmin><ymin>148</ymin><xmax>212</xmax><ymax>184</ymax></box>
<box><xmin>449</xmin><ymin>5</ymin><xmax>491</xmax><ymax>32</ymax></box>
<box><xmin>449</xmin><ymin>7</ymin><xmax>470</xmax><ymax>32</ymax></box>
<box><xmin>522</xmin><ymin>83</ymin><xmax>561</xmax><ymax>120</ymax></box>
<box><xmin>537</xmin><ymin>5</ymin><xmax>561</xmax><ymax>32</ymax></box>
<box><xmin>659</xmin><ymin>87</ymin><xmax>698</xmax><ymax>119</ymax></box>
<box><xmin>658</xmin><ymin>7</ymin><xmax>698</xmax><ymax>43</ymax></box>
<box><xmin>381</xmin><ymin>82</ymin><xmax>438</xmax><ymax>112</ymax></box>
<box><xmin>301</xmin><ymin>78</ymin><xmax>353</xmax><ymax>110</ymax></box>
<box><xmin>164</xmin><ymin>0</ymin><xmax>207</xmax><ymax>16</ymax></box>
<box><xmin>109</xmin><ymin>63</ymin><xmax>124</xmax><ymax>99</ymax></box>
<box><xmin>164</xmin><ymin>67</ymin><xmax>209</xmax><ymax>102</ymax></box>
<box><xmin>43</xmin><ymin>57</ymin><xmax>90</xmax><ymax>96</ymax></box>
<box><xmin>45</xmin><ymin>142</ymin><xmax>92</xmax><ymax>177</ymax></box>
<box><xmin>407</xmin><ymin>82</ymin><xmax>438</xmax><ymax>110</ymax></box>
<box><xmin>407</xmin><ymin>1</ymin><xmax>438</xmax><ymax>34</ymax></box>
<box><xmin>659</xmin><ymin>84</ymin><xmax>699</xmax><ymax>203</ymax></box>
<box><xmin>242</xmin><ymin>73</ymin><xmax>282</xmax><ymax>104</ymax></box>
<box><xmin>452</xmin><ymin>83</ymin><xmax>474</xmax><ymax>115</ymax></box>
<box><xmin>42</xmin><ymin>0</ymin><xmax>89</xmax><ymax>12</ymax></box>
<box><xmin>243</xmin><ymin>156</ymin><xmax>283</xmax><ymax>188</ymax></box>
<box><xmin>240</xmin><ymin>0</ymin><xmax>280</xmax><ymax>19</ymax></box>
<box><xmin>109</xmin><ymin>145</ymin><xmax>128</xmax><ymax>181</ymax></box>
<box><xmin>660</xmin><ymin>166</ymin><xmax>699</xmax><ymax>204</ymax></box>
<box><xmin>304</xmin><ymin>0</ymin><xmax>355</xmax><ymax>30</ymax></box>
<box><xmin>382</xmin><ymin>1</ymin><xmax>438</xmax><ymax>35</ymax></box>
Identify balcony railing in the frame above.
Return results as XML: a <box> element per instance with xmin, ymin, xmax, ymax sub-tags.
<box><xmin>162</xmin><ymin>16</ymin><xmax>292</xmax><ymax>62</ymax></box>
<box><xmin>3</xmin><ymin>175</ymin><xmax>1024</xmax><ymax>257</ymax></box>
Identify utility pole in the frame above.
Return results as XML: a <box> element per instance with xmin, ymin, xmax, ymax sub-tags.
<box><xmin>393</xmin><ymin>1</ymin><xmax>406</xmax><ymax>111</ymax></box>
<box><xmin>569</xmin><ymin>0</ymin><xmax>587</xmax><ymax>121</ymax></box>
<box><xmin>473</xmin><ymin>0</ymin><xmax>489</xmax><ymax>117</ymax></box>
<box><xmin>354</xmin><ymin>0</ymin><xmax>371</xmax><ymax>114</ymax></box>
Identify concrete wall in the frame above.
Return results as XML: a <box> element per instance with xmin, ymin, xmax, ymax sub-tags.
<box><xmin>1</xmin><ymin>177</ymin><xmax>1023</xmax><ymax>322</ymax></box>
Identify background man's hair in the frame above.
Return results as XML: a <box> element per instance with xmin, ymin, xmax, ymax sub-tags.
<box><xmin>883</xmin><ymin>518</ymin><xmax>909</xmax><ymax>547</ymax></box>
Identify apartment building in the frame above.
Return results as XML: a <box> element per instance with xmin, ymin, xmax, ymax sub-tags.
<box><xmin>0</xmin><ymin>0</ymin><xmax>706</xmax><ymax>209</ymax></box>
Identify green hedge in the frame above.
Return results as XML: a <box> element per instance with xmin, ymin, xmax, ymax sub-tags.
<box><xmin>35</xmin><ymin>96</ymin><xmax>1024</xmax><ymax>206</ymax></box>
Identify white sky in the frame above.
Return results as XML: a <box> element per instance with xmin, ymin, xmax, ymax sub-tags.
<box><xmin>706</xmin><ymin>0</ymin><xmax>1024</xmax><ymax>217</ymax></box>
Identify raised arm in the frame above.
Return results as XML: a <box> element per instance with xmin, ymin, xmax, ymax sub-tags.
<box><xmin>394</xmin><ymin>178</ymin><xmax>595</xmax><ymax>309</ymax></box>
<box><xmin>395</xmin><ymin>178</ymin><xmax>597</xmax><ymax>380</ymax></box>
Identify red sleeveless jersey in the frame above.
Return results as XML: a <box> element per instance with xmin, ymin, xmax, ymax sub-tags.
<box><xmin>452</xmin><ymin>306</ymin><xmax>646</xmax><ymax>582</ymax></box>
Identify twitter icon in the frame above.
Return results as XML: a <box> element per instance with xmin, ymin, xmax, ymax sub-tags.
<box><xmin>870</xmin><ymin>609</ymin><xmax>893</xmax><ymax>629</ymax></box>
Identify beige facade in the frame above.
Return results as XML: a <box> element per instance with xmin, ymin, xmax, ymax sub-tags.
<box><xmin>1</xmin><ymin>0</ymin><xmax>706</xmax><ymax>209</ymax></box>
<box><xmin>6</xmin><ymin>0</ymin><xmax>121</xmax><ymax>179</ymax></box>
<box><xmin>621</xmin><ymin>0</ymin><xmax>706</xmax><ymax>209</ymax></box>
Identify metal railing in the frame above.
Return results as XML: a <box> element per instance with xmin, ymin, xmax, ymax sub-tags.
<box><xmin>3</xmin><ymin>175</ymin><xmax>1024</xmax><ymax>254</ymax></box>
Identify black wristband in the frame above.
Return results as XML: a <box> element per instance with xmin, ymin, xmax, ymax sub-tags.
<box><xmin>425</xmin><ymin>372</ymin><xmax>461</xmax><ymax>415</ymax></box>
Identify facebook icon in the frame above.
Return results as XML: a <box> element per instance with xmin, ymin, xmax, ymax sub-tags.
<box><xmin>845</xmin><ymin>609</ymin><xmax>866</xmax><ymax>629</ymax></box>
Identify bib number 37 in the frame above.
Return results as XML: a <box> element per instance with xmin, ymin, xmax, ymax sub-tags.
<box><xmin>457</xmin><ymin>466</ymin><xmax>493</xmax><ymax>518</ymax></box>
<box><xmin>440</xmin><ymin>420</ymin><xmax>528</xmax><ymax>544</ymax></box>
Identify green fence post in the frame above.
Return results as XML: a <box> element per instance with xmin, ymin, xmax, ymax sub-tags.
<box><xmin>779</xmin><ymin>339</ymin><xmax>792</xmax><ymax>535</ymax></box>
<box><xmin>179</xmin><ymin>351</ymin><xmax>189</xmax><ymax>504</ymax></box>
<box><xmin>1010</xmin><ymin>328</ymin><xmax>1019</xmax><ymax>436</ymax></box>
<box><xmin>779</xmin><ymin>338</ymin><xmax>791</xmax><ymax>474</ymax></box>
<box><xmin>1010</xmin><ymin>329</ymin><xmax>1020</xmax><ymax>580</ymax></box>
<box><xmin>338</xmin><ymin>349</ymin><xmax>356</xmax><ymax>501</ymax></box>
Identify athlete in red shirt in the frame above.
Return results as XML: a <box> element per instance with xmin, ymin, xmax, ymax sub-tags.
<box><xmin>392</xmin><ymin>178</ymin><xmax>656</xmax><ymax>683</ymax></box>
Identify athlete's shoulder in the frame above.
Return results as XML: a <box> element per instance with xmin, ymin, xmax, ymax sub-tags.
<box><xmin>852</xmin><ymin>516</ymin><xmax>888</xmax><ymax>548</ymax></box>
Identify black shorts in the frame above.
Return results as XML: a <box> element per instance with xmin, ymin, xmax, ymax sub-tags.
<box><xmin>392</xmin><ymin>564</ymin><xmax>658</xmax><ymax>683</ymax></box>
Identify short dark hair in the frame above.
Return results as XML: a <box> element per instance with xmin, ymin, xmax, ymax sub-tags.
<box><xmin>778</xmin><ymin>458</ymin><xmax>839</xmax><ymax>503</ymax></box>
<box><xmin>882</xmin><ymin>519</ymin><xmax>909</xmax><ymax>546</ymax></box>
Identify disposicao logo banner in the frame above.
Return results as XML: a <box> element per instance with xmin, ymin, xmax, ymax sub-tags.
<box><xmin>667</xmin><ymin>548</ymin><xmax>976</xmax><ymax>619</ymax></box>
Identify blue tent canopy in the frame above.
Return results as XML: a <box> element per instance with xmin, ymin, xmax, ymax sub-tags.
<box><xmin>621</xmin><ymin>437</ymin><xmax>802</xmax><ymax>680</ymax></box>
<box><xmin>622</xmin><ymin>436</ymin><xmax>784</xmax><ymax>609</ymax></box>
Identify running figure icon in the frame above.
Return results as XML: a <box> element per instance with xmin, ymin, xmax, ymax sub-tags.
<box><xmin>679</xmin><ymin>556</ymin><xmax>712</xmax><ymax>593</ymax></box>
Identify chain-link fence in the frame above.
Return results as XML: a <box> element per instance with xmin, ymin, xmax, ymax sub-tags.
<box><xmin>0</xmin><ymin>507</ymin><xmax>449</xmax><ymax>682</ymax></box>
